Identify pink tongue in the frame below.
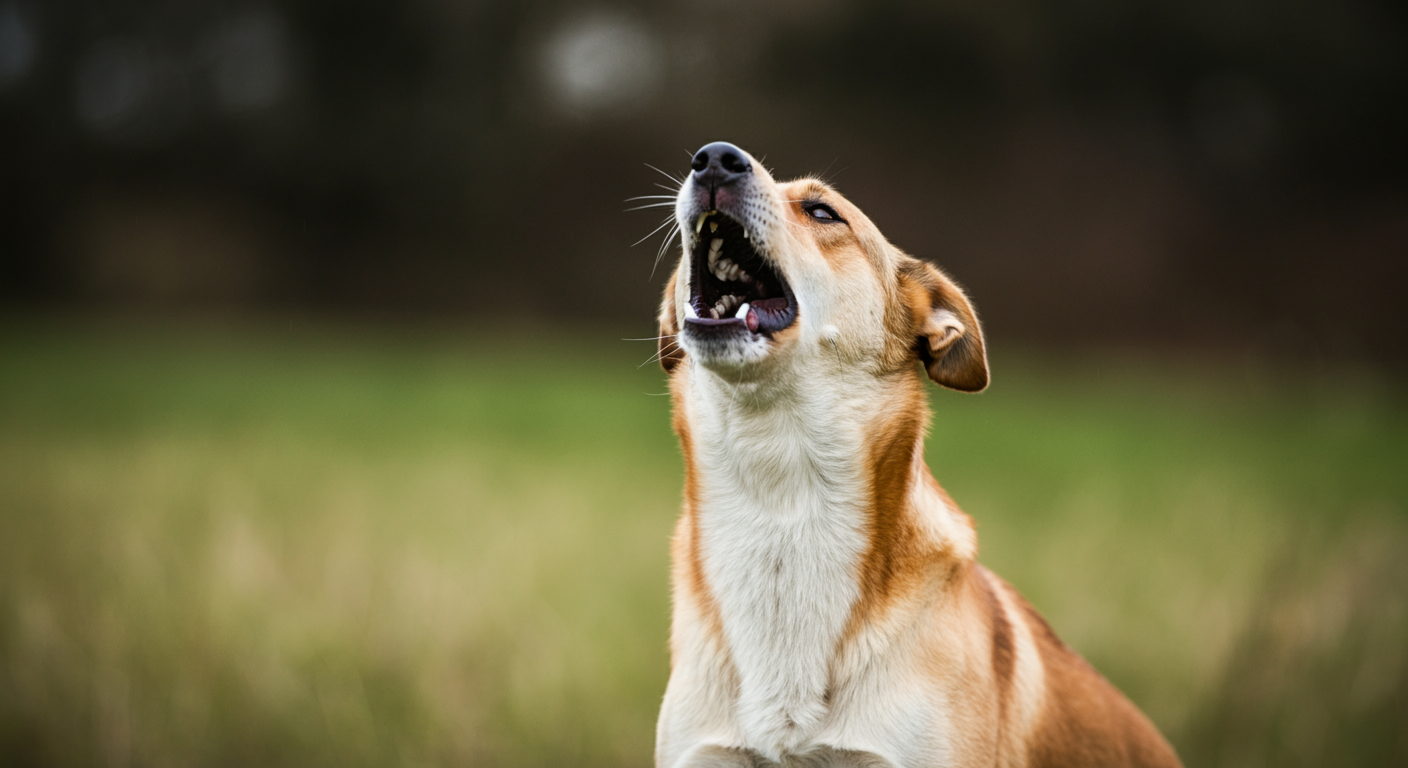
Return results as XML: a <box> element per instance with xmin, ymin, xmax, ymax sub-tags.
<box><xmin>745</xmin><ymin>307</ymin><xmax>759</xmax><ymax>332</ymax></box>
<box><xmin>750</xmin><ymin>297</ymin><xmax>790</xmax><ymax>331</ymax></box>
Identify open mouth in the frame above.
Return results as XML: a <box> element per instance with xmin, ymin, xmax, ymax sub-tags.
<box><xmin>687</xmin><ymin>212</ymin><xmax>797</xmax><ymax>336</ymax></box>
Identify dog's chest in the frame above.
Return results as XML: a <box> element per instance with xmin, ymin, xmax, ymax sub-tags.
<box><xmin>694</xmin><ymin>402</ymin><xmax>870</xmax><ymax>750</ymax></box>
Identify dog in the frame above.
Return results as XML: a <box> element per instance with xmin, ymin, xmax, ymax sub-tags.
<box><xmin>651</xmin><ymin>142</ymin><xmax>1182</xmax><ymax>768</ymax></box>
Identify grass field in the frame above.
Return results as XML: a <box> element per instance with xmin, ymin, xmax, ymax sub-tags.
<box><xmin>1</xmin><ymin>318</ymin><xmax>1405</xmax><ymax>767</ymax></box>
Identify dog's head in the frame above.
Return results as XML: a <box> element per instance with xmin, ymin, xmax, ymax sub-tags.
<box><xmin>658</xmin><ymin>142</ymin><xmax>987</xmax><ymax>393</ymax></box>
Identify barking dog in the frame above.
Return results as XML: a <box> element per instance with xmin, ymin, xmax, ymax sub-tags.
<box><xmin>652</xmin><ymin>142</ymin><xmax>1182</xmax><ymax>768</ymax></box>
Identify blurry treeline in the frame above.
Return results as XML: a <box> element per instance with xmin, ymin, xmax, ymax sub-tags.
<box><xmin>1</xmin><ymin>0</ymin><xmax>1406</xmax><ymax>360</ymax></box>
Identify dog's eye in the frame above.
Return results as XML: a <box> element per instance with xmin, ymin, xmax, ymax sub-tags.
<box><xmin>804</xmin><ymin>203</ymin><xmax>841</xmax><ymax>222</ymax></box>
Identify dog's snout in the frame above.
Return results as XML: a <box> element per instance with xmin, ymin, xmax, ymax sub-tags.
<box><xmin>691</xmin><ymin>142</ymin><xmax>751</xmax><ymax>186</ymax></box>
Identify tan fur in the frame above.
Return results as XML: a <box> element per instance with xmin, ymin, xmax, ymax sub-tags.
<box><xmin>656</xmin><ymin>173</ymin><xmax>1181</xmax><ymax>768</ymax></box>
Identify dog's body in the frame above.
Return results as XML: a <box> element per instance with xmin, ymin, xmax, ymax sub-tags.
<box><xmin>653</xmin><ymin>142</ymin><xmax>1181</xmax><ymax>768</ymax></box>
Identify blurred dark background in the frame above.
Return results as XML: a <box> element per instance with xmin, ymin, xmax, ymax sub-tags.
<box><xmin>2</xmin><ymin>0</ymin><xmax>1405</xmax><ymax>360</ymax></box>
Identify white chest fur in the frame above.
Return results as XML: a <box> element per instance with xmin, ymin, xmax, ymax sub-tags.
<box><xmin>689</xmin><ymin>370</ymin><xmax>877</xmax><ymax>759</ymax></box>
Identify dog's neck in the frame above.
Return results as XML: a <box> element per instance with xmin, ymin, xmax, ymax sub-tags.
<box><xmin>688</xmin><ymin>363</ymin><xmax>879</xmax><ymax>519</ymax></box>
<box><xmin>678</xmin><ymin>361</ymin><xmax>974</xmax><ymax>757</ymax></box>
<box><xmin>684</xmin><ymin>359</ymin><xmax>965</xmax><ymax>528</ymax></box>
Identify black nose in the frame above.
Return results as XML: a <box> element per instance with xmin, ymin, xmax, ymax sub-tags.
<box><xmin>690</xmin><ymin>141</ymin><xmax>751</xmax><ymax>186</ymax></box>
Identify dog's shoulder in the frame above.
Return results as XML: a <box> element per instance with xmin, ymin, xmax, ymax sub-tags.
<box><xmin>976</xmin><ymin>569</ymin><xmax>1183</xmax><ymax>768</ymax></box>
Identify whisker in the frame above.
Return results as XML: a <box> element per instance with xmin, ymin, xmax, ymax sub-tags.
<box><xmin>622</xmin><ymin>334</ymin><xmax>678</xmax><ymax>341</ymax></box>
<box><xmin>815</xmin><ymin>156</ymin><xmax>842</xmax><ymax>183</ymax></box>
<box><xmin>625</xmin><ymin>194</ymin><xmax>678</xmax><ymax>202</ymax></box>
<box><xmin>640</xmin><ymin>339</ymin><xmax>681</xmax><ymax>368</ymax></box>
<box><xmin>645</xmin><ymin>163</ymin><xmax>685</xmax><ymax>185</ymax></box>
<box><xmin>632</xmin><ymin>216</ymin><xmax>677</xmax><ymax>248</ymax></box>
<box><xmin>654</xmin><ymin>182</ymin><xmax>681</xmax><ymax>194</ymax></box>
<box><xmin>651</xmin><ymin>221</ymin><xmax>681</xmax><ymax>278</ymax></box>
<box><xmin>625</xmin><ymin>202</ymin><xmax>678</xmax><ymax>211</ymax></box>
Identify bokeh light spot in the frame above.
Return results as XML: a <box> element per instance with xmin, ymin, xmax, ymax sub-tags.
<box><xmin>0</xmin><ymin>2</ymin><xmax>36</xmax><ymax>89</ymax></box>
<box><xmin>75</xmin><ymin>38</ymin><xmax>154</xmax><ymax>130</ymax></box>
<box><xmin>210</xmin><ymin>8</ymin><xmax>290</xmax><ymax>112</ymax></box>
<box><xmin>541</xmin><ymin>12</ymin><xmax>662</xmax><ymax>115</ymax></box>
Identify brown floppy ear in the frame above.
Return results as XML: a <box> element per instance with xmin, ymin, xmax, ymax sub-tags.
<box><xmin>658</xmin><ymin>266</ymin><xmax>686</xmax><ymax>373</ymax></box>
<box><xmin>902</xmin><ymin>259</ymin><xmax>988</xmax><ymax>392</ymax></box>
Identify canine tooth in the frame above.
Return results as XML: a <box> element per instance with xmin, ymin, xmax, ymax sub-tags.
<box><xmin>735</xmin><ymin>302</ymin><xmax>750</xmax><ymax>319</ymax></box>
<box><xmin>709</xmin><ymin>221</ymin><xmax>718</xmax><ymax>233</ymax></box>
<box><xmin>695</xmin><ymin>212</ymin><xmax>709</xmax><ymax>234</ymax></box>
<box><xmin>684</xmin><ymin>302</ymin><xmax>697</xmax><ymax>319</ymax></box>
<box><xmin>742</xmin><ymin>228</ymin><xmax>750</xmax><ymax>240</ymax></box>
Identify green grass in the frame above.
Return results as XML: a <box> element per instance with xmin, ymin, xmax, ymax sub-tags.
<box><xmin>1</xmin><ymin>319</ymin><xmax>1405</xmax><ymax>767</ymax></box>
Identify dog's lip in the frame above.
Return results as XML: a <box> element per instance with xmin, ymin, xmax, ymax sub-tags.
<box><xmin>685</xmin><ymin>211</ymin><xmax>798</xmax><ymax>338</ymax></box>
<box><xmin>684</xmin><ymin>316</ymin><xmax>746</xmax><ymax>329</ymax></box>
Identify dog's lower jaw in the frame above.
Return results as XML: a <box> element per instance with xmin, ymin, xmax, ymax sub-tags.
<box><xmin>682</xmin><ymin>331</ymin><xmax>776</xmax><ymax>376</ymax></box>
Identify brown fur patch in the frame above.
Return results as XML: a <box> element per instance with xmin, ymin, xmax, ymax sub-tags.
<box><xmin>669</xmin><ymin>381</ymin><xmax>725</xmax><ymax>650</ymax></box>
<box><xmin>1013</xmin><ymin>592</ymin><xmax>1183</xmax><ymax>768</ymax></box>
<box><xmin>852</xmin><ymin>385</ymin><xmax>927</xmax><ymax>615</ymax></box>
<box><xmin>976</xmin><ymin>566</ymin><xmax>1016</xmax><ymax>721</ymax></box>
<box><xmin>658</xmin><ymin>265</ymin><xmax>685</xmax><ymax>373</ymax></box>
<box><xmin>898</xmin><ymin>258</ymin><xmax>989</xmax><ymax>392</ymax></box>
<box><xmin>844</xmin><ymin>379</ymin><xmax>979</xmax><ymax>640</ymax></box>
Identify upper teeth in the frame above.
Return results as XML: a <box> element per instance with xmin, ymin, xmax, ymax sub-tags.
<box><xmin>716</xmin><ymin>259</ymin><xmax>749</xmax><ymax>282</ymax></box>
<box><xmin>706</xmin><ymin>239</ymin><xmax>750</xmax><ymax>282</ymax></box>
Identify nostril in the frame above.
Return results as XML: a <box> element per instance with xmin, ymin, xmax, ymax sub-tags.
<box><xmin>721</xmin><ymin>152</ymin><xmax>749</xmax><ymax>174</ymax></box>
<box><xmin>690</xmin><ymin>142</ymin><xmax>752</xmax><ymax>181</ymax></box>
